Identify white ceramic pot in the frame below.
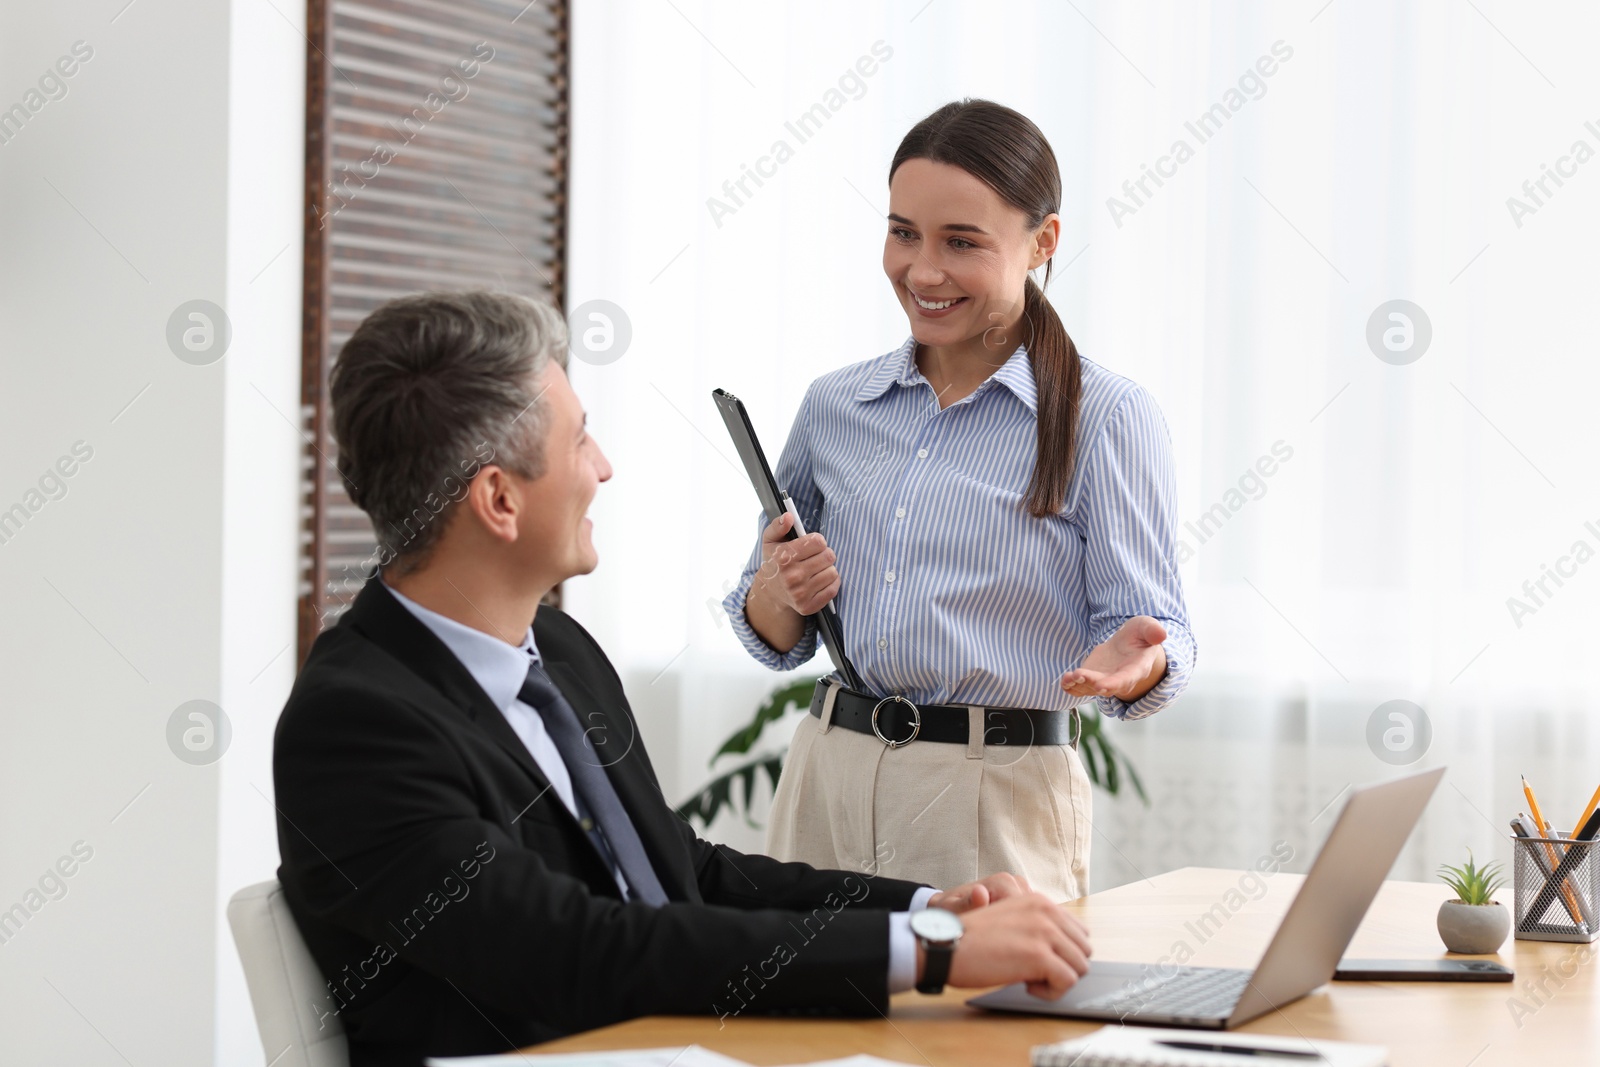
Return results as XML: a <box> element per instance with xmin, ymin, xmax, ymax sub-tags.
<box><xmin>1437</xmin><ymin>900</ymin><xmax>1510</xmax><ymax>954</ymax></box>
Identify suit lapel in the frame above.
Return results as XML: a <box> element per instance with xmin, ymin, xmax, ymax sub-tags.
<box><xmin>346</xmin><ymin>580</ymin><xmax>690</xmax><ymax>899</ymax></box>
<box><xmin>467</xmin><ymin>689</ymin><xmax>559</xmax><ymax>800</ymax></box>
<box><xmin>344</xmin><ymin>581</ymin><xmax>554</xmax><ymax>796</ymax></box>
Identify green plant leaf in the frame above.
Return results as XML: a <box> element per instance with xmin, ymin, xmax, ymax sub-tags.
<box><xmin>1081</xmin><ymin>729</ymin><xmax>1102</xmax><ymax>785</ymax></box>
<box><xmin>675</xmin><ymin>753</ymin><xmax>788</xmax><ymax>829</ymax></box>
<box><xmin>1069</xmin><ymin>709</ymin><xmax>1149</xmax><ymax>806</ymax></box>
<box><xmin>711</xmin><ymin>675</ymin><xmax>820</xmax><ymax>764</ymax></box>
<box><xmin>1122</xmin><ymin>754</ymin><xmax>1148</xmax><ymax>805</ymax></box>
<box><xmin>1436</xmin><ymin>849</ymin><xmax>1507</xmax><ymax>905</ymax></box>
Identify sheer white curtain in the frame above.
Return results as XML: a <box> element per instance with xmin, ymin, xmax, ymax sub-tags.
<box><xmin>566</xmin><ymin>0</ymin><xmax>1600</xmax><ymax>890</ymax></box>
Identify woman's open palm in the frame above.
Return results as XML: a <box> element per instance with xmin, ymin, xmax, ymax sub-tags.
<box><xmin>1059</xmin><ymin>616</ymin><xmax>1168</xmax><ymax>702</ymax></box>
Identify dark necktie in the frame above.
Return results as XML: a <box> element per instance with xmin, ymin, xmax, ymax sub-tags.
<box><xmin>517</xmin><ymin>661</ymin><xmax>668</xmax><ymax>906</ymax></box>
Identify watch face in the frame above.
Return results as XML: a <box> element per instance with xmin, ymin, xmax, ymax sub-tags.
<box><xmin>911</xmin><ymin>907</ymin><xmax>963</xmax><ymax>943</ymax></box>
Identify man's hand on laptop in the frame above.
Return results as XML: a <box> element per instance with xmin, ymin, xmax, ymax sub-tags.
<box><xmin>918</xmin><ymin>892</ymin><xmax>1093</xmax><ymax>999</ymax></box>
<box><xmin>927</xmin><ymin>871</ymin><xmax>1032</xmax><ymax>913</ymax></box>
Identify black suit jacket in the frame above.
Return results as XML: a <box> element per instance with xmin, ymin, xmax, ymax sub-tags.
<box><xmin>273</xmin><ymin>580</ymin><xmax>925</xmax><ymax>1066</ymax></box>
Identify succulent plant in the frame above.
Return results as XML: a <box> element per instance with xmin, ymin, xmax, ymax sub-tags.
<box><xmin>1437</xmin><ymin>850</ymin><xmax>1507</xmax><ymax>906</ymax></box>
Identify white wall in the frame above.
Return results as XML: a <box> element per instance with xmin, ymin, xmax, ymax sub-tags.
<box><xmin>216</xmin><ymin>0</ymin><xmax>307</xmax><ymax>1062</ymax></box>
<box><xmin>0</xmin><ymin>1</ymin><xmax>302</xmax><ymax>1064</ymax></box>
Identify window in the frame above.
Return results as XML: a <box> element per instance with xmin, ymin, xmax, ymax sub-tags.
<box><xmin>298</xmin><ymin>0</ymin><xmax>569</xmax><ymax>663</ymax></box>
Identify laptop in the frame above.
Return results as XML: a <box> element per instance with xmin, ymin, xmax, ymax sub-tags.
<box><xmin>968</xmin><ymin>766</ymin><xmax>1445</xmax><ymax>1029</ymax></box>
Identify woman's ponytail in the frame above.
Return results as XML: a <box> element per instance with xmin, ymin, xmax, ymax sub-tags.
<box><xmin>1022</xmin><ymin>268</ymin><xmax>1082</xmax><ymax>516</ymax></box>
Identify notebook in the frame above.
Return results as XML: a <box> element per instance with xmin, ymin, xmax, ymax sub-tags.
<box><xmin>1031</xmin><ymin>1027</ymin><xmax>1387</xmax><ymax>1067</ymax></box>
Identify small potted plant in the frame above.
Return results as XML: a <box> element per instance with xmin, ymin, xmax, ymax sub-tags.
<box><xmin>1436</xmin><ymin>851</ymin><xmax>1510</xmax><ymax>954</ymax></box>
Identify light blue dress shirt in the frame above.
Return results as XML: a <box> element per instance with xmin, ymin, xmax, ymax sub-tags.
<box><xmin>724</xmin><ymin>338</ymin><xmax>1195</xmax><ymax>720</ymax></box>
<box><xmin>385</xmin><ymin>582</ymin><xmax>936</xmax><ymax>990</ymax></box>
<box><xmin>384</xmin><ymin>582</ymin><xmax>627</xmax><ymax>896</ymax></box>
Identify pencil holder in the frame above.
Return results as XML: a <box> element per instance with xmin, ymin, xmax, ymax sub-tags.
<box><xmin>1512</xmin><ymin>835</ymin><xmax>1600</xmax><ymax>943</ymax></box>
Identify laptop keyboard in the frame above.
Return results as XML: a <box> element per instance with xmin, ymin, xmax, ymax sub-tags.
<box><xmin>1075</xmin><ymin>967</ymin><xmax>1252</xmax><ymax>1019</ymax></box>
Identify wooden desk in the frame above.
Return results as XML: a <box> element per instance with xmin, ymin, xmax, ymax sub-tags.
<box><xmin>530</xmin><ymin>867</ymin><xmax>1600</xmax><ymax>1065</ymax></box>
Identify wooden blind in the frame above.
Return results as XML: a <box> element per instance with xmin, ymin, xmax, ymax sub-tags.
<box><xmin>298</xmin><ymin>0</ymin><xmax>569</xmax><ymax>664</ymax></box>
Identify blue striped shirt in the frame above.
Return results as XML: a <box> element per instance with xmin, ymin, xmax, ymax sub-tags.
<box><xmin>722</xmin><ymin>337</ymin><xmax>1195</xmax><ymax>721</ymax></box>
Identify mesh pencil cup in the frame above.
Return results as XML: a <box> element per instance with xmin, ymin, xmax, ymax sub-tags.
<box><xmin>1512</xmin><ymin>834</ymin><xmax>1600</xmax><ymax>943</ymax></box>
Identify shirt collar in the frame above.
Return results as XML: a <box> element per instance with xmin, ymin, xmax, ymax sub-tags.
<box><xmin>384</xmin><ymin>579</ymin><xmax>540</xmax><ymax>714</ymax></box>
<box><xmin>852</xmin><ymin>337</ymin><xmax>919</xmax><ymax>402</ymax></box>
<box><xmin>853</xmin><ymin>337</ymin><xmax>1038</xmax><ymax>414</ymax></box>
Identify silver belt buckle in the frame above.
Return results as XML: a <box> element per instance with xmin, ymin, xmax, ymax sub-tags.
<box><xmin>871</xmin><ymin>695</ymin><xmax>921</xmax><ymax>748</ymax></box>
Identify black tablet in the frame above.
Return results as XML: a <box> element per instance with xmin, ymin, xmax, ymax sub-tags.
<box><xmin>711</xmin><ymin>389</ymin><xmax>866</xmax><ymax>694</ymax></box>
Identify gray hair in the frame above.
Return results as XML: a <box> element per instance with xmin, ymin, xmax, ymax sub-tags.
<box><xmin>329</xmin><ymin>290</ymin><xmax>569</xmax><ymax>573</ymax></box>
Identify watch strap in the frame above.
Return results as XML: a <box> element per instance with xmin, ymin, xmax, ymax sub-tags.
<box><xmin>915</xmin><ymin>941</ymin><xmax>954</xmax><ymax>994</ymax></box>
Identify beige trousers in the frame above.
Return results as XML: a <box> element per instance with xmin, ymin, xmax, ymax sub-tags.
<box><xmin>765</xmin><ymin>687</ymin><xmax>1093</xmax><ymax>902</ymax></box>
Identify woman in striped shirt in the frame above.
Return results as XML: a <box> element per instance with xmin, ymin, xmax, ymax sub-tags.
<box><xmin>722</xmin><ymin>100</ymin><xmax>1195</xmax><ymax>902</ymax></box>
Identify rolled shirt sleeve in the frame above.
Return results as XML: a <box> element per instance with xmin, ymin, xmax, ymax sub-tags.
<box><xmin>1077</xmin><ymin>385</ymin><xmax>1197</xmax><ymax>722</ymax></box>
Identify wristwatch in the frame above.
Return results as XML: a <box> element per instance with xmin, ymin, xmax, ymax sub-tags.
<box><xmin>910</xmin><ymin>907</ymin><xmax>964</xmax><ymax>994</ymax></box>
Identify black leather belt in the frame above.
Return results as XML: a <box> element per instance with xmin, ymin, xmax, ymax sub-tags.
<box><xmin>808</xmin><ymin>681</ymin><xmax>1080</xmax><ymax>749</ymax></box>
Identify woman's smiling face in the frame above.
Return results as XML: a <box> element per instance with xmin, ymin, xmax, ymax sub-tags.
<box><xmin>883</xmin><ymin>157</ymin><xmax>1050</xmax><ymax>351</ymax></box>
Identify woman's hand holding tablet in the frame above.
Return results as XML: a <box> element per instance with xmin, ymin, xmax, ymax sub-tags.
<box><xmin>745</xmin><ymin>511</ymin><xmax>841</xmax><ymax>653</ymax></box>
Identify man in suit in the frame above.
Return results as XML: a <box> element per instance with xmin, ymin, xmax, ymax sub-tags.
<box><xmin>274</xmin><ymin>290</ymin><xmax>1092</xmax><ymax>1066</ymax></box>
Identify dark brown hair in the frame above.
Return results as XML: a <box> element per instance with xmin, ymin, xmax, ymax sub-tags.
<box><xmin>890</xmin><ymin>99</ymin><xmax>1083</xmax><ymax>517</ymax></box>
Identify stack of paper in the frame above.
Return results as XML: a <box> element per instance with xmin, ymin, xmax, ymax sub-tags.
<box><xmin>427</xmin><ymin>1046</ymin><xmax>752</xmax><ymax>1067</ymax></box>
<box><xmin>427</xmin><ymin>1048</ymin><xmax>923</xmax><ymax>1067</ymax></box>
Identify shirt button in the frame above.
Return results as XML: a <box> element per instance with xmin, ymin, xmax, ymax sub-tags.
<box><xmin>916</xmin><ymin>448</ymin><xmax>929</xmax><ymax>459</ymax></box>
<box><xmin>877</xmin><ymin>637</ymin><xmax>888</xmax><ymax>650</ymax></box>
<box><xmin>579</xmin><ymin>817</ymin><xmax>594</xmax><ymax>832</ymax></box>
<box><xmin>885</xmin><ymin>570</ymin><xmax>896</xmax><ymax>583</ymax></box>
<box><xmin>894</xmin><ymin>506</ymin><xmax>906</xmax><ymax>519</ymax></box>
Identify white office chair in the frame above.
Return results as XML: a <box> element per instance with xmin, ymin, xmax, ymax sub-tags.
<box><xmin>227</xmin><ymin>880</ymin><xmax>350</xmax><ymax>1067</ymax></box>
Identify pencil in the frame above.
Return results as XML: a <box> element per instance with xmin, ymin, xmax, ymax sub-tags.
<box><xmin>1523</xmin><ymin>774</ymin><xmax>1587</xmax><ymax>928</ymax></box>
<box><xmin>1571</xmin><ymin>781</ymin><xmax>1600</xmax><ymax>840</ymax></box>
